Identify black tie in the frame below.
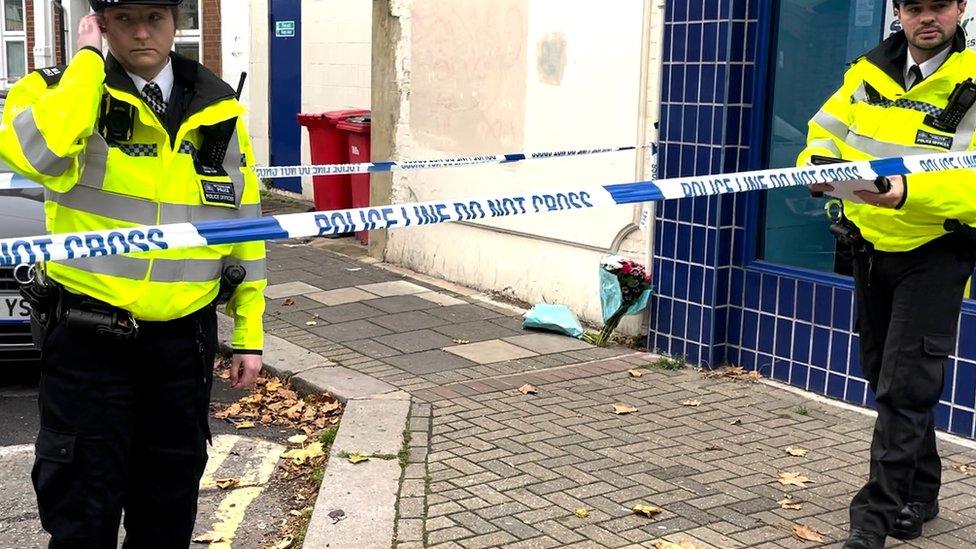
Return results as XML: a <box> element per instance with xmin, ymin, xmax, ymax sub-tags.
<box><xmin>142</xmin><ymin>82</ymin><xmax>167</xmax><ymax>117</ymax></box>
<box><xmin>908</xmin><ymin>65</ymin><xmax>924</xmax><ymax>90</ymax></box>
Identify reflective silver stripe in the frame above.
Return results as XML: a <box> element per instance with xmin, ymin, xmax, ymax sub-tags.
<box><xmin>48</xmin><ymin>183</ymin><xmax>158</xmax><ymax>225</ymax></box>
<box><xmin>57</xmin><ymin>255</ymin><xmax>149</xmax><ymax>279</ymax></box>
<box><xmin>844</xmin><ymin>131</ymin><xmax>938</xmax><ymax>157</ymax></box>
<box><xmin>159</xmin><ymin>202</ymin><xmax>261</xmax><ymax>223</ymax></box>
<box><xmin>12</xmin><ymin>109</ymin><xmax>73</xmax><ymax>176</ymax></box>
<box><xmin>79</xmin><ymin>135</ymin><xmax>108</xmax><ymax>190</ymax></box>
<box><xmin>151</xmin><ymin>258</ymin><xmax>223</xmax><ymax>283</ymax></box>
<box><xmin>952</xmin><ymin>109</ymin><xmax>976</xmax><ymax>151</ymax></box>
<box><xmin>225</xmin><ymin>258</ymin><xmax>267</xmax><ymax>282</ymax></box>
<box><xmin>812</xmin><ymin>110</ymin><xmax>849</xmax><ymax>141</ymax></box>
<box><xmin>225</xmin><ymin>128</ymin><xmax>245</xmax><ymax>208</ymax></box>
<box><xmin>808</xmin><ymin>138</ymin><xmax>841</xmax><ymax>157</ymax></box>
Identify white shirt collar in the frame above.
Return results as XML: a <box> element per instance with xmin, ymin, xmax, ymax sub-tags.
<box><xmin>904</xmin><ymin>45</ymin><xmax>953</xmax><ymax>88</ymax></box>
<box><xmin>126</xmin><ymin>58</ymin><xmax>174</xmax><ymax>104</ymax></box>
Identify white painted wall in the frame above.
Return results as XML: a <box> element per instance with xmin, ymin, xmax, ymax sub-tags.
<box><xmin>379</xmin><ymin>0</ymin><xmax>662</xmax><ymax>332</ymax></box>
<box><xmin>297</xmin><ymin>0</ymin><xmax>372</xmax><ymax>200</ymax></box>
<box><xmin>221</xmin><ymin>0</ymin><xmax>251</xmax><ymax>106</ymax></box>
<box><xmin>247</xmin><ymin>0</ymin><xmax>270</xmax><ymax>166</ymax></box>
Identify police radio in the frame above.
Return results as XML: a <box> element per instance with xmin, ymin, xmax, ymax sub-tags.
<box><xmin>926</xmin><ymin>78</ymin><xmax>976</xmax><ymax>132</ymax></box>
<box><xmin>196</xmin><ymin>73</ymin><xmax>248</xmax><ymax>175</ymax></box>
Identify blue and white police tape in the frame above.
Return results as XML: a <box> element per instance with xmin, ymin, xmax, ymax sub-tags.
<box><xmin>1</xmin><ymin>149</ymin><xmax>974</xmax><ymax>267</ymax></box>
<box><xmin>250</xmin><ymin>144</ymin><xmax>650</xmax><ymax>180</ymax></box>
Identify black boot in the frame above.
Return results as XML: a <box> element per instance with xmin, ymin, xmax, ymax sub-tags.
<box><xmin>890</xmin><ymin>500</ymin><xmax>939</xmax><ymax>540</ymax></box>
<box><xmin>843</xmin><ymin>528</ymin><xmax>886</xmax><ymax>549</ymax></box>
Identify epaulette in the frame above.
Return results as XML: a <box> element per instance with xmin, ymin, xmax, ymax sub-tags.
<box><xmin>34</xmin><ymin>65</ymin><xmax>67</xmax><ymax>87</ymax></box>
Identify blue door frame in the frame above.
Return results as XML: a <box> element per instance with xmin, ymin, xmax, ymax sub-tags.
<box><xmin>268</xmin><ymin>0</ymin><xmax>302</xmax><ymax>193</ymax></box>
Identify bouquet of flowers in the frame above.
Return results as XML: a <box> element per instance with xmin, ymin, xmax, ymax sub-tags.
<box><xmin>585</xmin><ymin>255</ymin><xmax>653</xmax><ymax>346</ymax></box>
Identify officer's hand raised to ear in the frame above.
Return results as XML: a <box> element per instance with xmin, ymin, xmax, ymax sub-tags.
<box><xmin>77</xmin><ymin>14</ymin><xmax>103</xmax><ymax>51</ymax></box>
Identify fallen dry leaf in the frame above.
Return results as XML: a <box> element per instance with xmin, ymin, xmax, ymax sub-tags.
<box><xmin>705</xmin><ymin>444</ymin><xmax>723</xmax><ymax>451</ymax></box>
<box><xmin>574</xmin><ymin>508</ymin><xmax>589</xmax><ymax>518</ymax></box>
<box><xmin>452</xmin><ymin>338</ymin><xmax>470</xmax><ymax>344</ymax></box>
<box><xmin>953</xmin><ymin>462</ymin><xmax>976</xmax><ymax>476</ymax></box>
<box><xmin>653</xmin><ymin>540</ymin><xmax>704</xmax><ymax>549</ymax></box>
<box><xmin>701</xmin><ymin>365</ymin><xmax>762</xmax><ymax>382</ymax></box>
<box><xmin>729</xmin><ymin>418</ymin><xmax>742</xmax><ymax>425</ymax></box>
<box><xmin>680</xmin><ymin>399</ymin><xmax>702</xmax><ymax>407</ymax></box>
<box><xmin>282</xmin><ymin>298</ymin><xmax>295</xmax><ymax>306</ymax></box>
<box><xmin>632</xmin><ymin>503</ymin><xmax>663</xmax><ymax>518</ymax></box>
<box><xmin>518</xmin><ymin>384</ymin><xmax>537</xmax><ymax>395</ymax></box>
<box><xmin>628</xmin><ymin>369</ymin><xmax>644</xmax><ymax>378</ymax></box>
<box><xmin>785</xmin><ymin>446</ymin><xmax>808</xmax><ymax>457</ymax></box>
<box><xmin>778</xmin><ymin>496</ymin><xmax>803</xmax><ymax>510</ymax></box>
<box><xmin>191</xmin><ymin>531</ymin><xmax>225</xmax><ymax>544</ymax></box>
<box><xmin>215</xmin><ymin>477</ymin><xmax>240</xmax><ymax>490</ymax></box>
<box><xmin>281</xmin><ymin>442</ymin><xmax>326</xmax><ymax>465</ymax></box>
<box><xmin>288</xmin><ymin>434</ymin><xmax>309</xmax><ymax>445</ymax></box>
<box><xmin>288</xmin><ymin>509</ymin><xmax>303</xmax><ymax>517</ymax></box>
<box><xmin>777</xmin><ymin>472</ymin><xmax>813</xmax><ymax>488</ymax></box>
<box><xmin>613</xmin><ymin>403</ymin><xmax>639</xmax><ymax>415</ymax></box>
<box><xmin>791</xmin><ymin>523</ymin><xmax>825</xmax><ymax>543</ymax></box>
<box><xmin>234</xmin><ymin>421</ymin><xmax>256</xmax><ymax>430</ymax></box>
<box><xmin>265</xmin><ymin>379</ymin><xmax>283</xmax><ymax>392</ymax></box>
<box><xmin>346</xmin><ymin>451</ymin><xmax>370</xmax><ymax>464</ymax></box>
<box><xmin>271</xmin><ymin>536</ymin><xmax>294</xmax><ymax>549</ymax></box>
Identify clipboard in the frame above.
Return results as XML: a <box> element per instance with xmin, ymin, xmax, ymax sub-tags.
<box><xmin>810</xmin><ymin>155</ymin><xmax>890</xmax><ymax>203</ymax></box>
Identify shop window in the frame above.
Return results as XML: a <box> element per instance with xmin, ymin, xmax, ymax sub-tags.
<box><xmin>760</xmin><ymin>1</ymin><xmax>885</xmax><ymax>274</ymax></box>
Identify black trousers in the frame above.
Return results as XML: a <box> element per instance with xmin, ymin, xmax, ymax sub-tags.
<box><xmin>32</xmin><ymin>304</ymin><xmax>217</xmax><ymax>549</ymax></box>
<box><xmin>849</xmin><ymin>235</ymin><xmax>974</xmax><ymax>535</ymax></box>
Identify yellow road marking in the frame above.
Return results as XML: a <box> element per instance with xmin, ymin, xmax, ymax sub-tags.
<box><xmin>199</xmin><ymin>434</ymin><xmax>240</xmax><ymax>490</ymax></box>
<box><xmin>208</xmin><ymin>486</ymin><xmax>265</xmax><ymax>549</ymax></box>
<box><xmin>196</xmin><ymin>435</ymin><xmax>287</xmax><ymax>546</ymax></box>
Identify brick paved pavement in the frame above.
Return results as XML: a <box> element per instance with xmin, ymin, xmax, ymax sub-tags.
<box><xmin>262</xmin><ymin>240</ymin><xmax>976</xmax><ymax>548</ymax></box>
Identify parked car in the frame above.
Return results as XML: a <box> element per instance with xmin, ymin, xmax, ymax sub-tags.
<box><xmin>0</xmin><ymin>89</ymin><xmax>43</xmax><ymax>363</ymax></box>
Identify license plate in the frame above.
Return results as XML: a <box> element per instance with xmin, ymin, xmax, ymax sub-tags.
<box><xmin>0</xmin><ymin>294</ymin><xmax>30</xmax><ymax>323</ymax></box>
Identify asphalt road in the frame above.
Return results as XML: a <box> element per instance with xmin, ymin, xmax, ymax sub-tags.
<box><xmin>0</xmin><ymin>362</ymin><xmax>299</xmax><ymax>548</ymax></box>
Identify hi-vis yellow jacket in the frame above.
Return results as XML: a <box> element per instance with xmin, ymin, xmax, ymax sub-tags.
<box><xmin>799</xmin><ymin>30</ymin><xmax>976</xmax><ymax>252</ymax></box>
<box><xmin>0</xmin><ymin>48</ymin><xmax>265</xmax><ymax>352</ymax></box>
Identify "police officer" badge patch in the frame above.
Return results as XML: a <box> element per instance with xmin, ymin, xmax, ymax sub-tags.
<box><xmin>201</xmin><ymin>181</ymin><xmax>236</xmax><ymax>206</ymax></box>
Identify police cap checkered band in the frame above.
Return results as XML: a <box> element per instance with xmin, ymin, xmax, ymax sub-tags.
<box><xmin>89</xmin><ymin>0</ymin><xmax>183</xmax><ymax>10</ymax></box>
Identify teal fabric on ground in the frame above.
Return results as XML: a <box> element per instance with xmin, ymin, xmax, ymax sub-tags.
<box><xmin>522</xmin><ymin>304</ymin><xmax>585</xmax><ymax>338</ymax></box>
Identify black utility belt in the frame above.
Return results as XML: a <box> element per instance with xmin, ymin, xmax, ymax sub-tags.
<box><xmin>56</xmin><ymin>289</ymin><xmax>140</xmax><ymax>341</ymax></box>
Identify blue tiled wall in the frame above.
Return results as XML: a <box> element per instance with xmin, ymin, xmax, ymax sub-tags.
<box><xmin>652</xmin><ymin>0</ymin><xmax>976</xmax><ymax>439</ymax></box>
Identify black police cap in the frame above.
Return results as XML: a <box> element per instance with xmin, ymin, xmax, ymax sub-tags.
<box><xmin>89</xmin><ymin>0</ymin><xmax>183</xmax><ymax>10</ymax></box>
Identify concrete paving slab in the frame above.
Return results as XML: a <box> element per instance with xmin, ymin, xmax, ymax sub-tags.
<box><xmin>432</xmin><ymin>320</ymin><xmax>525</xmax><ymax>343</ymax></box>
<box><xmin>443</xmin><ymin>339</ymin><xmax>537</xmax><ymax>364</ymax></box>
<box><xmin>302</xmin><ymin>459</ymin><xmax>400</xmax><ymax>549</ymax></box>
<box><xmin>291</xmin><ymin>366</ymin><xmax>399</xmax><ymax>402</ymax></box>
<box><xmin>264</xmin><ymin>281</ymin><xmax>323</xmax><ymax>299</ymax></box>
<box><xmin>332</xmin><ymin>399</ymin><xmax>410</xmax><ymax>455</ymax></box>
<box><xmin>308</xmin><ymin>320</ymin><xmax>392</xmax><ymax>342</ymax></box>
<box><xmin>386</xmin><ymin>350</ymin><xmax>478</xmax><ymax>375</ymax></box>
<box><xmin>302</xmin><ymin>398</ymin><xmax>409</xmax><ymax>549</ymax></box>
<box><xmin>357</xmin><ymin>280</ymin><xmax>429</xmax><ymax>297</ymax></box>
<box><xmin>502</xmin><ymin>333</ymin><xmax>592</xmax><ymax>354</ymax></box>
<box><xmin>376</xmin><ymin>330</ymin><xmax>457</xmax><ymax>354</ymax></box>
<box><xmin>416</xmin><ymin>292</ymin><xmax>468</xmax><ymax>306</ymax></box>
<box><xmin>306</xmin><ymin>287</ymin><xmax>379</xmax><ymax>306</ymax></box>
